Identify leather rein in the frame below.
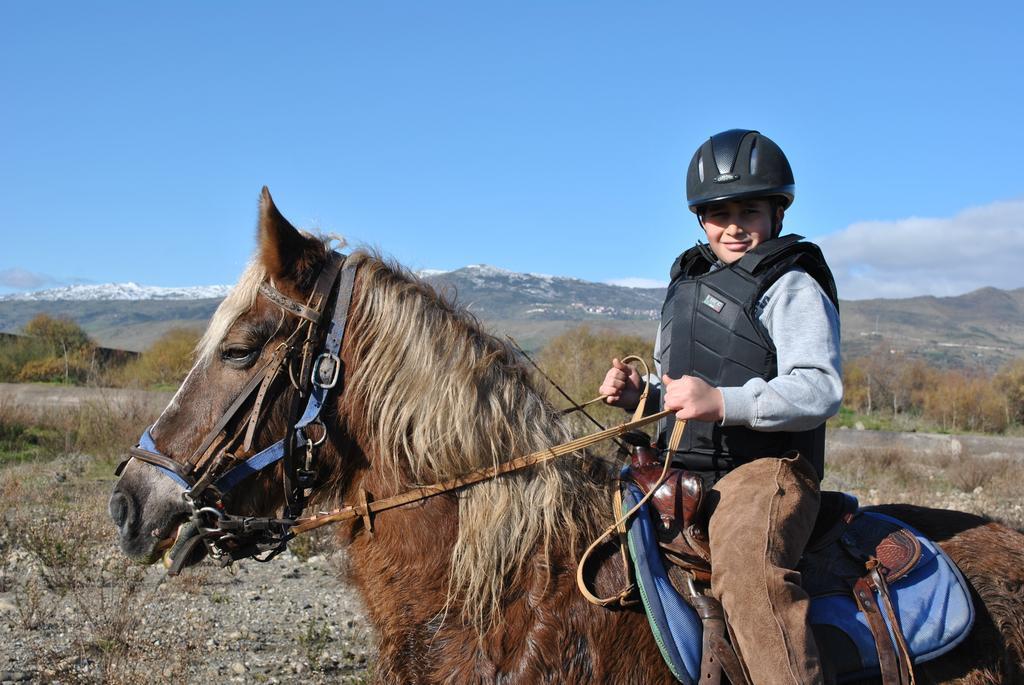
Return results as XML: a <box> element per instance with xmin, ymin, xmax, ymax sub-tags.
<box><xmin>119</xmin><ymin>252</ymin><xmax>678</xmax><ymax>594</ymax></box>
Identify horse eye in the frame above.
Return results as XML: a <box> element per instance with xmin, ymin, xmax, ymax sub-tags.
<box><xmin>221</xmin><ymin>346</ymin><xmax>257</xmax><ymax>367</ymax></box>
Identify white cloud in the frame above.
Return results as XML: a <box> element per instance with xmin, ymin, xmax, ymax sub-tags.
<box><xmin>605</xmin><ymin>277</ymin><xmax>667</xmax><ymax>289</ymax></box>
<box><xmin>817</xmin><ymin>199</ymin><xmax>1024</xmax><ymax>300</ymax></box>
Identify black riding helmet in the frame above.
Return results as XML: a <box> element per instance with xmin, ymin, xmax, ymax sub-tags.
<box><xmin>685</xmin><ymin>129</ymin><xmax>795</xmax><ymax>214</ymax></box>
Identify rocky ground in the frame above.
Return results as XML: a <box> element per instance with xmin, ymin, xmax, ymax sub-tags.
<box><xmin>1</xmin><ymin>421</ymin><xmax>1022</xmax><ymax>684</ymax></box>
<box><xmin>0</xmin><ymin>450</ymin><xmax>374</xmax><ymax>685</ymax></box>
<box><xmin>0</xmin><ymin>549</ymin><xmax>374</xmax><ymax>684</ymax></box>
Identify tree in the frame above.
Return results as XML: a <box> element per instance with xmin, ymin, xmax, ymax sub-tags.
<box><xmin>995</xmin><ymin>359</ymin><xmax>1024</xmax><ymax>426</ymax></box>
<box><xmin>841</xmin><ymin>357</ymin><xmax>871</xmax><ymax>413</ymax></box>
<box><xmin>536</xmin><ymin>325</ymin><xmax>654</xmax><ymax>443</ymax></box>
<box><xmin>115</xmin><ymin>328</ymin><xmax>201</xmax><ymax>388</ymax></box>
<box><xmin>21</xmin><ymin>314</ymin><xmax>93</xmax><ymax>383</ymax></box>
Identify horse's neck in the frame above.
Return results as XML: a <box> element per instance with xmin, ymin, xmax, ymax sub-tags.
<box><xmin>344</xmin><ymin>476</ymin><xmax>654</xmax><ymax>682</ymax></box>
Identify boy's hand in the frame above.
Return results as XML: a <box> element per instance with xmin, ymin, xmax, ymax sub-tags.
<box><xmin>661</xmin><ymin>374</ymin><xmax>724</xmax><ymax>422</ymax></box>
<box><xmin>599</xmin><ymin>358</ymin><xmax>643</xmax><ymax>410</ymax></box>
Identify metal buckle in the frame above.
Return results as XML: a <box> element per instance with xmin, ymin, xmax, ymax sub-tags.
<box><xmin>311</xmin><ymin>352</ymin><xmax>341</xmax><ymax>389</ymax></box>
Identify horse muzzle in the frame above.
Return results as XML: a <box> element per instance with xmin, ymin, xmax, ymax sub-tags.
<box><xmin>109</xmin><ymin>460</ymin><xmax>192</xmax><ymax>563</ymax></box>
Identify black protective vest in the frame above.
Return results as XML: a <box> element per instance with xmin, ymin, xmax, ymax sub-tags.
<box><xmin>658</xmin><ymin>234</ymin><xmax>838</xmax><ymax>483</ymax></box>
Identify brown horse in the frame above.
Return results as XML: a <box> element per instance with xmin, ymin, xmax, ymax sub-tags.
<box><xmin>110</xmin><ymin>191</ymin><xmax>1024</xmax><ymax>683</ymax></box>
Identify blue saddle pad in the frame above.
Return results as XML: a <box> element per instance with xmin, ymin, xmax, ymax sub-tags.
<box><xmin>621</xmin><ymin>483</ymin><xmax>975</xmax><ymax>685</ymax></box>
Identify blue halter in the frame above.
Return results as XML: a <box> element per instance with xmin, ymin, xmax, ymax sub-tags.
<box><xmin>135</xmin><ymin>428</ymin><xmax>288</xmax><ymax>495</ymax></box>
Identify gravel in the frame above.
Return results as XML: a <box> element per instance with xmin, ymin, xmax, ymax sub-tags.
<box><xmin>0</xmin><ymin>542</ymin><xmax>376</xmax><ymax>684</ymax></box>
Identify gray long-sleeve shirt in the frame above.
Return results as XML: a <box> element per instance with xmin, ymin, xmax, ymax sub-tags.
<box><xmin>645</xmin><ymin>267</ymin><xmax>843</xmax><ymax>433</ymax></box>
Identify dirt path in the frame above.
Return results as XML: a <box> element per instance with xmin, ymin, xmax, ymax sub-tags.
<box><xmin>827</xmin><ymin>426</ymin><xmax>1024</xmax><ymax>461</ymax></box>
<box><xmin>5</xmin><ymin>382</ymin><xmax>1022</xmax><ymax>461</ymax></box>
<box><xmin>0</xmin><ymin>382</ymin><xmax>174</xmax><ymax>415</ymax></box>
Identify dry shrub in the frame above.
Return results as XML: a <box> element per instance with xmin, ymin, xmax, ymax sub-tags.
<box><xmin>8</xmin><ymin>491</ymin><xmax>167</xmax><ymax>681</ymax></box>
<box><xmin>64</xmin><ymin>551</ymin><xmax>199</xmax><ymax>683</ymax></box>
<box><xmin>0</xmin><ymin>517</ymin><xmax>12</xmax><ymax>593</ymax></box>
<box><xmin>983</xmin><ymin>458</ymin><xmax>1024</xmax><ymax>500</ymax></box>
<box><xmin>536</xmin><ymin>324</ymin><xmax>654</xmax><ymax>454</ymax></box>
<box><xmin>107</xmin><ymin>327</ymin><xmax>200</xmax><ymax>389</ymax></box>
<box><xmin>0</xmin><ymin>393</ymin><xmax>162</xmax><ymax>467</ymax></box>
<box><xmin>14</xmin><ymin>576</ymin><xmax>56</xmax><ymax>630</ymax></box>
<box><xmin>14</xmin><ymin>504</ymin><xmax>109</xmax><ymax>594</ymax></box>
<box><xmin>69</xmin><ymin>397</ymin><xmax>158</xmax><ymax>463</ymax></box>
<box><xmin>948</xmin><ymin>455</ymin><xmax>1010</xmax><ymax>493</ymax></box>
<box><xmin>826</xmin><ymin>446</ymin><xmax>924</xmax><ymax>489</ymax></box>
<box><xmin>73</xmin><ymin>558</ymin><xmax>148</xmax><ymax>653</ymax></box>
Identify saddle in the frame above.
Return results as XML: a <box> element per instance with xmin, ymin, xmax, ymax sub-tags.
<box><xmin>624</xmin><ymin>445</ymin><xmax>969</xmax><ymax>685</ymax></box>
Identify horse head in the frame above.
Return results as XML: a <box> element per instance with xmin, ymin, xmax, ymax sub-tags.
<box><xmin>109</xmin><ymin>188</ymin><xmax>368</xmax><ymax>569</ymax></box>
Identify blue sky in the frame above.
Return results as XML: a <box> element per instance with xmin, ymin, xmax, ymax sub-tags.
<box><xmin>2</xmin><ymin>2</ymin><xmax>1023</xmax><ymax>299</ymax></box>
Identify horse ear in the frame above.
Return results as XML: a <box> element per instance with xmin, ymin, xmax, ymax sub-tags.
<box><xmin>258</xmin><ymin>187</ymin><xmax>323</xmax><ymax>284</ymax></box>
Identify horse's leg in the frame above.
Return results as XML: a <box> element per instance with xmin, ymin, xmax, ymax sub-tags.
<box><xmin>864</xmin><ymin>504</ymin><xmax>1024</xmax><ymax>684</ymax></box>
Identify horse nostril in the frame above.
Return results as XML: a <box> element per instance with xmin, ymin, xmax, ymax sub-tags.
<box><xmin>109</xmin><ymin>492</ymin><xmax>136</xmax><ymax>531</ymax></box>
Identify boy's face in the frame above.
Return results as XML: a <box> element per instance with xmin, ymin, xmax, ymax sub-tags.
<box><xmin>699</xmin><ymin>198</ymin><xmax>780</xmax><ymax>264</ymax></box>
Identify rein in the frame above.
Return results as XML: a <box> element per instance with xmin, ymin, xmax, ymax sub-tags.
<box><xmin>120</xmin><ymin>254</ymin><xmax>680</xmax><ymax>601</ymax></box>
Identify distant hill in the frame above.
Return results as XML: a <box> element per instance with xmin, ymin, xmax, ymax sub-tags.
<box><xmin>839</xmin><ymin>287</ymin><xmax>1024</xmax><ymax>367</ymax></box>
<box><xmin>2</xmin><ymin>267</ymin><xmax>1022</xmax><ymax>369</ymax></box>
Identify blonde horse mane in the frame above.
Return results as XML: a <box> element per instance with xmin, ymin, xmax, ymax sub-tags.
<box><xmin>198</xmin><ymin>243</ymin><xmax>606</xmax><ymax>629</ymax></box>
<box><xmin>197</xmin><ymin>258</ymin><xmax>267</xmax><ymax>365</ymax></box>
<box><xmin>341</xmin><ymin>250</ymin><xmax>606</xmax><ymax>627</ymax></box>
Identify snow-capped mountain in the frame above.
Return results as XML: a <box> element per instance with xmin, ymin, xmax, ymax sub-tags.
<box><xmin>0</xmin><ymin>265</ymin><xmax>666</xmax><ymax>352</ymax></box>
<box><xmin>1</xmin><ymin>266</ymin><xmax>1022</xmax><ymax>369</ymax></box>
<box><xmin>1</xmin><ymin>282</ymin><xmax>233</xmax><ymax>302</ymax></box>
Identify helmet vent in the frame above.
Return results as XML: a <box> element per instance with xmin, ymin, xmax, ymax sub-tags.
<box><xmin>710</xmin><ymin>128</ymin><xmax>749</xmax><ymax>174</ymax></box>
<box><xmin>749</xmin><ymin>138</ymin><xmax>759</xmax><ymax>174</ymax></box>
<box><xmin>698</xmin><ymin>156</ymin><xmax>704</xmax><ymax>182</ymax></box>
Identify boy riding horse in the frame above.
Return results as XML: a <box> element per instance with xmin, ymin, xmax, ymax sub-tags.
<box><xmin>600</xmin><ymin>129</ymin><xmax>842</xmax><ymax>684</ymax></box>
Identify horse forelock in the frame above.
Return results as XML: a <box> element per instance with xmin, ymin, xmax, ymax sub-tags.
<box><xmin>196</xmin><ymin>259</ymin><xmax>268</xmax><ymax>366</ymax></box>
<box><xmin>340</xmin><ymin>250</ymin><xmax>606</xmax><ymax>629</ymax></box>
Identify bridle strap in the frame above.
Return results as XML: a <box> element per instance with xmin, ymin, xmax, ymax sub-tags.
<box><xmin>242</xmin><ymin>340</ymin><xmax>296</xmax><ymax>453</ymax></box>
<box><xmin>296</xmin><ymin>260</ymin><xmax>359</xmax><ymax>430</ymax></box>
<box><xmin>258</xmin><ymin>283</ymin><xmax>322</xmax><ymax>323</ymax></box>
<box><xmin>186</xmin><ymin>356</ymin><xmax>279</xmax><ymax>471</ymax></box>
<box><xmin>124</xmin><ymin>444</ymin><xmax>193</xmax><ymax>487</ymax></box>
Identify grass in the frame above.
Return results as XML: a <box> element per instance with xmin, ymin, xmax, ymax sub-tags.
<box><xmin>0</xmin><ymin>394</ymin><xmax>158</xmax><ymax>469</ymax></box>
<box><xmin>829</xmin><ymin>405</ymin><xmax>1024</xmax><ymax>437</ymax></box>
<box><xmin>299</xmin><ymin>612</ymin><xmax>334</xmax><ymax>673</ymax></box>
<box><xmin>828</xmin><ymin>406</ymin><xmax>938</xmax><ymax>433</ymax></box>
<box><xmin>0</xmin><ymin>421</ymin><xmax>64</xmax><ymax>464</ymax></box>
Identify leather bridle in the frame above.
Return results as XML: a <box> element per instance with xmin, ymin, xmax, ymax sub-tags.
<box><xmin>116</xmin><ymin>250</ymin><xmax>360</xmax><ymax>573</ymax></box>
<box><xmin>118</xmin><ymin>251</ymin><xmax>678</xmax><ymax>600</ymax></box>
